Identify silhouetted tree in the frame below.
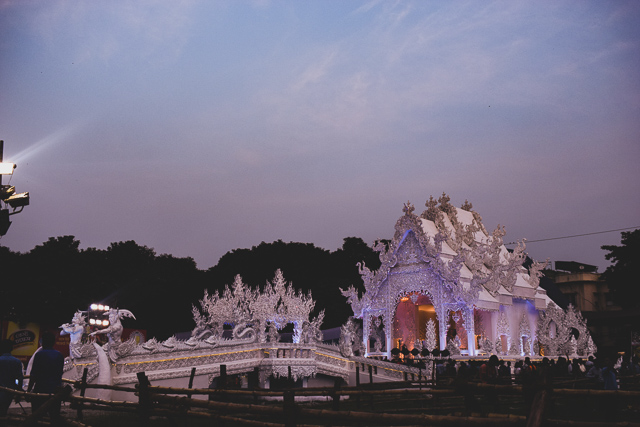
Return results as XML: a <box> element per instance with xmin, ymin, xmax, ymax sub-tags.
<box><xmin>601</xmin><ymin>230</ymin><xmax>640</xmax><ymax>310</ymax></box>
<box><xmin>206</xmin><ymin>237</ymin><xmax>379</xmax><ymax>329</ymax></box>
<box><xmin>1</xmin><ymin>235</ymin><xmax>380</xmax><ymax>338</ymax></box>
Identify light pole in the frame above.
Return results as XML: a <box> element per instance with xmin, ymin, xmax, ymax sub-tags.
<box><xmin>0</xmin><ymin>140</ymin><xmax>30</xmax><ymax>236</ymax></box>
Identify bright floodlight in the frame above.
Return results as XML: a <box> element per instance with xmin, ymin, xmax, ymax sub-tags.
<box><xmin>103</xmin><ymin>320</ymin><xmax>109</xmax><ymax>326</ymax></box>
<box><xmin>90</xmin><ymin>304</ymin><xmax>98</xmax><ymax>310</ymax></box>
<box><xmin>0</xmin><ymin>163</ymin><xmax>15</xmax><ymax>175</ymax></box>
<box><xmin>98</xmin><ymin>304</ymin><xmax>104</xmax><ymax>311</ymax></box>
<box><xmin>104</xmin><ymin>305</ymin><xmax>110</xmax><ymax>311</ymax></box>
<box><xmin>6</xmin><ymin>192</ymin><xmax>29</xmax><ymax>208</ymax></box>
<box><xmin>89</xmin><ymin>319</ymin><xmax>96</xmax><ymax>325</ymax></box>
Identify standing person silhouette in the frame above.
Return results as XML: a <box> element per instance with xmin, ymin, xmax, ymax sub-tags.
<box><xmin>27</xmin><ymin>332</ymin><xmax>64</xmax><ymax>424</ymax></box>
<box><xmin>0</xmin><ymin>339</ymin><xmax>23</xmax><ymax>423</ymax></box>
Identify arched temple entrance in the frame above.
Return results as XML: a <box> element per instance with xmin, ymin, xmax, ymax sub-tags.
<box><xmin>392</xmin><ymin>293</ymin><xmax>439</xmax><ymax>351</ymax></box>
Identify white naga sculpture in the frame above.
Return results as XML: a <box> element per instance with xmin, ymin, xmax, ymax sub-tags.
<box><xmin>60</xmin><ymin>311</ymin><xmax>87</xmax><ymax>359</ymax></box>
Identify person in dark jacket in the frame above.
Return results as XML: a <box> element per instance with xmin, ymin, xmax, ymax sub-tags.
<box><xmin>27</xmin><ymin>332</ymin><xmax>64</xmax><ymax>423</ymax></box>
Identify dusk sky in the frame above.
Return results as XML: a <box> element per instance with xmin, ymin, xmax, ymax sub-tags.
<box><xmin>1</xmin><ymin>1</ymin><xmax>638</xmax><ymax>272</ymax></box>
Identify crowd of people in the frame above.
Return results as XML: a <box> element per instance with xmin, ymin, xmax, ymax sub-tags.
<box><xmin>387</xmin><ymin>345</ymin><xmax>640</xmax><ymax>392</ymax></box>
<box><xmin>436</xmin><ymin>353</ymin><xmax>639</xmax><ymax>418</ymax></box>
<box><xmin>432</xmin><ymin>354</ymin><xmax>640</xmax><ymax>389</ymax></box>
<box><xmin>2</xmin><ymin>334</ymin><xmax>639</xmax><ymax>424</ymax></box>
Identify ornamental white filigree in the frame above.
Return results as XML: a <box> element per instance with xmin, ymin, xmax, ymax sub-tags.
<box><xmin>508</xmin><ymin>336</ymin><xmax>520</xmax><ymax>356</ymax></box>
<box><xmin>480</xmin><ymin>337</ymin><xmax>493</xmax><ymax>354</ymax></box>
<box><xmin>536</xmin><ymin>303</ymin><xmax>570</xmax><ymax>356</ymax></box>
<box><xmin>425</xmin><ymin>319</ymin><xmax>437</xmax><ymax>352</ymax></box>
<box><xmin>497</xmin><ymin>311</ymin><xmax>510</xmax><ymax>337</ymax></box>
<box><xmin>342</xmin><ymin>195</ymin><xmax>597</xmax><ymax>359</ymax></box>
<box><xmin>519</xmin><ymin>314</ymin><xmax>532</xmax><ymax>356</ymax></box>
<box><xmin>446</xmin><ymin>336</ymin><xmax>461</xmax><ymax>355</ymax></box>
<box><xmin>193</xmin><ymin>269</ymin><xmax>320</xmax><ymax>344</ymax></box>
<box><xmin>526</xmin><ymin>258</ymin><xmax>549</xmax><ymax>289</ymax></box>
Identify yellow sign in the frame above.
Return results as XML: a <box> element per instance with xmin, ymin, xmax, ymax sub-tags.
<box><xmin>5</xmin><ymin>322</ymin><xmax>40</xmax><ymax>357</ymax></box>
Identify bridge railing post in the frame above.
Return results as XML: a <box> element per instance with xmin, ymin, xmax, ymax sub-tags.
<box><xmin>136</xmin><ymin>371</ymin><xmax>151</xmax><ymax>427</ymax></box>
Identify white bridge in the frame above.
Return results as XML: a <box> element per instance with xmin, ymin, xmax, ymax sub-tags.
<box><xmin>63</xmin><ymin>340</ymin><xmax>429</xmax><ymax>402</ymax></box>
<box><xmin>58</xmin><ymin>269</ymin><xmax>432</xmax><ymax>402</ymax></box>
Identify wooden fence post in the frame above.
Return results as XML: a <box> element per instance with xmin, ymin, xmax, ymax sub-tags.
<box><xmin>220</xmin><ymin>364</ymin><xmax>227</xmax><ymax>389</ymax></box>
<box><xmin>332</xmin><ymin>377</ymin><xmax>341</xmax><ymax>411</ymax></box>
<box><xmin>252</xmin><ymin>367</ymin><xmax>260</xmax><ymax>404</ymax></box>
<box><xmin>526</xmin><ymin>389</ymin><xmax>548</xmax><ymax>427</ymax></box>
<box><xmin>76</xmin><ymin>367</ymin><xmax>88</xmax><ymax>422</ymax></box>
<box><xmin>284</xmin><ymin>389</ymin><xmax>296</xmax><ymax>427</ymax></box>
<box><xmin>218</xmin><ymin>364</ymin><xmax>227</xmax><ymax>402</ymax></box>
<box><xmin>355</xmin><ymin>366</ymin><xmax>361</xmax><ymax>409</ymax></box>
<box><xmin>137</xmin><ymin>371</ymin><xmax>151</xmax><ymax>427</ymax></box>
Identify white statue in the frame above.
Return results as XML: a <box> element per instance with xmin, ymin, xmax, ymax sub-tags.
<box><xmin>90</xmin><ymin>308</ymin><xmax>136</xmax><ymax>360</ymax></box>
<box><xmin>446</xmin><ymin>336</ymin><xmax>461</xmax><ymax>355</ymax></box>
<box><xmin>60</xmin><ymin>311</ymin><xmax>87</xmax><ymax>359</ymax></box>
<box><xmin>300</xmin><ymin>311</ymin><xmax>325</xmax><ymax>344</ymax></box>
<box><xmin>371</xmin><ymin>317</ymin><xmax>385</xmax><ymax>352</ymax></box>
<box><xmin>338</xmin><ymin>317</ymin><xmax>365</xmax><ymax>357</ymax></box>
<box><xmin>266</xmin><ymin>323</ymin><xmax>279</xmax><ymax>343</ymax></box>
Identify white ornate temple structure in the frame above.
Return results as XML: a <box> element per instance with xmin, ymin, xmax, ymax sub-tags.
<box><xmin>342</xmin><ymin>194</ymin><xmax>595</xmax><ymax>359</ymax></box>
<box><xmin>52</xmin><ymin>195</ymin><xmax>596</xmax><ymax>398</ymax></box>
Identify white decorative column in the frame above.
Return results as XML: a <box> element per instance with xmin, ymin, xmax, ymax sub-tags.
<box><xmin>437</xmin><ymin>305</ymin><xmax>448</xmax><ymax>351</ymax></box>
<box><xmin>363</xmin><ymin>314</ymin><xmax>370</xmax><ymax>357</ymax></box>
<box><xmin>384</xmin><ymin>311</ymin><xmax>392</xmax><ymax>360</ymax></box>
<box><xmin>464</xmin><ymin>308</ymin><xmax>476</xmax><ymax>356</ymax></box>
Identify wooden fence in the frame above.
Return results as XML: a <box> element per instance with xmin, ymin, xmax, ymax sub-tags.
<box><xmin>1</xmin><ymin>367</ymin><xmax>639</xmax><ymax>427</ymax></box>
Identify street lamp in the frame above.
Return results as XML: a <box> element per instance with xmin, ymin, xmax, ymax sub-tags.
<box><xmin>0</xmin><ymin>162</ymin><xmax>15</xmax><ymax>175</ymax></box>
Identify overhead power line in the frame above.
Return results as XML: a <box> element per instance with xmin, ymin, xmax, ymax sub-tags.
<box><xmin>504</xmin><ymin>226</ymin><xmax>640</xmax><ymax>245</ymax></box>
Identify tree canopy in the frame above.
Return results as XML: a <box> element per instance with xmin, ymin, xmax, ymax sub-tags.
<box><xmin>0</xmin><ymin>236</ymin><xmax>379</xmax><ymax>339</ymax></box>
<box><xmin>601</xmin><ymin>229</ymin><xmax>640</xmax><ymax>310</ymax></box>
<box><xmin>207</xmin><ymin>237</ymin><xmax>380</xmax><ymax>329</ymax></box>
